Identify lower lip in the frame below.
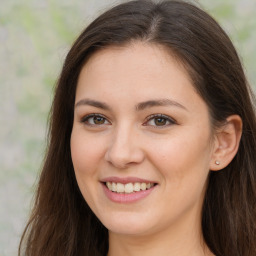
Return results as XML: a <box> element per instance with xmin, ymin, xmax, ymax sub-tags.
<box><xmin>102</xmin><ymin>183</ymin><xmax>156</xmax><ymax>203</ymax></box>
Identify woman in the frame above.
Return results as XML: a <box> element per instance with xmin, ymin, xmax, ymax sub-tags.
<box><xmin>19</xmin><ymin>0</ymin><xmax>256</xmax><ymax>255</ymax></box>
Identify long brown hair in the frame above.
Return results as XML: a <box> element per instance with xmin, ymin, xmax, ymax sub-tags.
<box><xmin>19</xmin><ymin>1</ymin><xmax>256</xmax><ymax>255</ymax></box>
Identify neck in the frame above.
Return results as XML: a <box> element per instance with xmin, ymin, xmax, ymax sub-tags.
<box><xmin>107</xmin><ymin>210</ymin><xmax>214</xmax><ymax>256</ymax></box>
<box><xmin>108</xmin><ymin>230</ymin><xmax>213</xmax><ymax>256</ymax></box>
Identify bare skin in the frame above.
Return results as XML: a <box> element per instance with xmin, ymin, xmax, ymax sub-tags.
<box><xmin>71</xmin><ymin>41</ymin><xmax>241</xmax><ymax>256</ymax></box>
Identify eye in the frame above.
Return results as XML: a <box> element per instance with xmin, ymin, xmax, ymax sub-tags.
<box><xmin>81</xmin><ymin>114</ymin><xmax>110</xmax><ymax>126</ymax></box>
<box><xmin>144</xmin><ymin>114</ymin><xmax>176</xmax><ymax>127</ymax></box>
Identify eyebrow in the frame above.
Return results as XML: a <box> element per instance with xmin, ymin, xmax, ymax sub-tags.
<box><xmin>75</xmin><ymin>98</ymin><xmax>187</xmax><ymax>111</ymax></box>
<box><xmin>75</xmin><ymin>99</ymin><xmax>110</xmax><ymax>110</ymax></box>
<box><xmin>135</xmin><ymin>99</ymin><xmax>188</xmax><ymax>111</ymax></box>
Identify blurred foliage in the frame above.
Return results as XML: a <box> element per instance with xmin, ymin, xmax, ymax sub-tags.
<box><xmin>0</xmin><ymin>0</ymin><xmax>255</xmax><ymax>255</ymax></box>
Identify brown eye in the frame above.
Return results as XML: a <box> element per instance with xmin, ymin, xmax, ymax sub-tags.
<box><xmin>154</xmin><ymin>117</ymin><xmax>167</xmax><ymax>126</ymax></box>
<box><xmin>93</xmin><ymin>116</ymin><xmax>105</xmax><ymax>124</ymax></box>
<box><xmin>82</xmin><ymin>114</ymin><xmax>110</xmax><ymax>126</ymax></box>
<box><xmin>144</xmin><ymin>114</ymin><xmax>176</xmax><ymax>127</ymax></box>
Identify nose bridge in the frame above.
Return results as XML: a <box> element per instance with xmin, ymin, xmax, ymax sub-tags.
<box><xmin>105</xmin><ymin>122</ymin><xmax>144</xmax><ymax>168</ymax></box>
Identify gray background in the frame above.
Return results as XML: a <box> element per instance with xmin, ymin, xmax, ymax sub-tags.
<box><xmin>0</xmin><ymin>0</ymin><xmax>255</xmax><ymax>255</ymax></box>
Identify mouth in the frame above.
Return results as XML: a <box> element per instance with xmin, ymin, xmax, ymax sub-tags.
<box><xmin>103</xmin><ymin>182</ymin><xmax>157</xmax><ymax>194</ymax></box>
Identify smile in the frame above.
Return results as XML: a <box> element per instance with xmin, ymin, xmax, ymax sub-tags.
<box><xmin>105</xmin><ymin>182</ymin><xmax>155</xmax><ymax>193</ymax></box>
<box><xmin>101</xmin><ymin>178</ymin><xmax>158</xmax><ymax>203</ymax></box>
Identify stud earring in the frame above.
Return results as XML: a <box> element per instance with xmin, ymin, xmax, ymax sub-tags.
<box><xmin>215</xmin><ymin>160</ymin><xmax>220</xmax><ymax>165</ymax></box>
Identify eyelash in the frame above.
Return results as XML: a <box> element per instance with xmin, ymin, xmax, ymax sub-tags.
<box><xmin>143</xmin><ymin>114</ymin><xmax>177</xmax><ymax>128</ymax></box>
<box><xmin>80</xmin><ymin>113</ymin><xmax>110</xmax><ymax>126</ymax></box>
<box><xmin>80</xmin><ymin>113</ymin><xmax>177</xmax><ymax>127</ymax></box>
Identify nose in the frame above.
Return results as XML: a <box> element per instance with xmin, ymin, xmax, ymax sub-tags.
<box><xmin>104</xmin><ymin>124</ymin><xmax>145</xmax><ymax>169</ymax></box>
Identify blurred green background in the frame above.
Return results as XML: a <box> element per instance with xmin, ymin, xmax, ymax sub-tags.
<box><xmin>0</xmin><ymin>0</ymin><xmax>255</xmax><ymax>255</ymax></box>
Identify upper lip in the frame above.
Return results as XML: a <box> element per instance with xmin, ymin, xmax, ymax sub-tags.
<box><xmin>101</xmin><ymin>176</ymin><xmax>157</xmax><ymax>184</ymax></box>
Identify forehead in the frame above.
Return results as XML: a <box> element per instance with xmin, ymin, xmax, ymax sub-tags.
<box><xmin>77</xmin><ymin>42</ymin><xmax>192</xmax><ymax>91</ymax></box>
<box><xmin>82</xmin><ymin>42</ymin><xmax>189</xmax><ymax>79</ymax></box>
<box><xmin>75</xmin><ymin>42</ymin><xmax>207</xmax><ymax>114</ymax></box>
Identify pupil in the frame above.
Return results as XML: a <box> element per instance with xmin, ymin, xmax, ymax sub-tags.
<box><xmin>155</xmin><ymin>118</ymin><xmax>166</xmax><ymax>126</ymax></box>
<box><xmin>94</xmin><ymin>116</ymin><xmax>104</xmax><ymax>124</ymax></box>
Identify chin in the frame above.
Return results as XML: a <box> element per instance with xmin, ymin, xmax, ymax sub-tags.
<box><xmin>99</xmin><ymin>212</ymin><xmax>156</xmax><ymax>236</ymax></box>
<box><xmin>107</xmin><ymin>223</ymin><xmax>151</xmax><ymax>236</ymax></box>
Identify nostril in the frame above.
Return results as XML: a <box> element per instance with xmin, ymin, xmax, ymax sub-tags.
<box><xmin>104</xmin><ymin>139</ymin><xmax>145</xmax><ymax>168</ymax></box>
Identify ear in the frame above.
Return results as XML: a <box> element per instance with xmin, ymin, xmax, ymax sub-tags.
<box><xmin>210</xmin><ymin>115</ymin><xmax>242</xmax><ymax>171</ymax></box>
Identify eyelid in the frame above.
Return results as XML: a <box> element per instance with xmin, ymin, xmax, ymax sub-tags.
<box><xmin>143</xmin><ymin>114</ymin><xmax>177</xmax><ymax>127</ymax></box>
<box><xmin>80</xmin><ymin>113</ymin><xmax>176</xmax><ymax>128</ymax></box>
<box><xmin>80</xmin><ymin>113</ymin><xmax>111</xmax><ymax>126</ymax></box>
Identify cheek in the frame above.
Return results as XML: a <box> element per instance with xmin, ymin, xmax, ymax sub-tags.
<box><xmin>147</xmin><ymin>128</ymin><xmax>212</xmax><ymax>185</ymax></box>
<box><xmin>70</xmin><ymin>130</ymin><xmax>104</xmax><ymax>205</ymax></box>
<box><xmin>146</xmin><ymin>132</ymin><xmax>212</xmax><ymax>219</ymax></box>
<box><xmin>70</xmin><ymin>130</ymin><xmax>105</xmax><ymax>176</ymax></box>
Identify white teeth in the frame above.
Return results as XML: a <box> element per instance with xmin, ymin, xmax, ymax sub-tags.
<box><xmin>141</xmin><ymin>183</ymin><xmax>146</xmax><ymax>191</ymax></box>
<box><xmin>106</xmin><ymin>182</ymin><xmax>155</xmax><ymax>193</ymax></box>
<box><xmin>111</xmin><ymin>182</ymin><xmax>117</xmax><ymax>192</ymax></box>
<box><xmin>124</xmin><ymin>183</ymin><xmax>133</xmax><ymax>193</ymax></box>
<box><xmin>106</xmin><ymin>182</ymin><xmax>112</xmax><ymax>190</ymax></box>
<box><xmin>134</xmin><ymin>182</ymin><xmax>140</xmax><ymax>192</ymax></box>
<box><xmin>116</xmin><ymin>183</ymin><xmax>125</xmax><ymax>193</ymax></box>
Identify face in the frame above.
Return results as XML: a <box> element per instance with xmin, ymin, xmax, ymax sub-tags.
<box><xmin>71</xmin><ymin>42</ymin><xmax>215</xmax><ymax>237</ymax></box>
